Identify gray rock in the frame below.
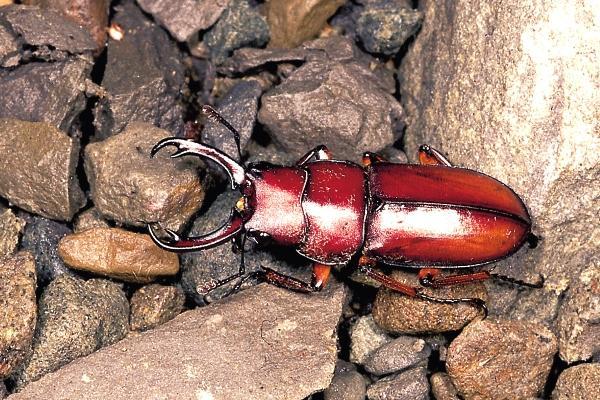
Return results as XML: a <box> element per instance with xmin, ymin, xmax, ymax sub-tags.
<box><xmin>556</xmin><ymin>263</ymin><xmax>600</xmax><ymax>363</ymax></box>
<box><xmin>399</xmin><ymin>0</ymin><xmax>599</xmax><ymax>332</ymax></box>
<box><xmin>372</xmin><ymin>270</ymin><xmax>488</xmax><ymax>334</ymax></box>
<box><xmin>0</xmin><ymin>58</ymin><xmax>92</xmax><ymax>132</ymax></box>
<box><xmin>8</xmin><ymin>283</ymin><xmax>345</xmax><ymax>400</ymax></box>
<box><xmin>95</xmin><ymin>1</ymin><xmax>186</xmax><ymax>139</ymax></box>
<box><xmin>367</xmin><ymin>366</ymin><xmax>430</xmax><ymax>400</ymax></box>
<box><xmin>446</xmin><ymin>319</ymin><xmax>557</xmax><ymax>400</ymax></box>
<box><xmin>0</xmin><ymin>24</ymin><xmax>19</xmax><ymax>67</ymax></box>
<box><xmin>137</xmin><ymin>0</ymin><xmax>229</xmax><ymax>42</ymax></box>
<box><xmin>349</xmin><ymin>314</ymin><xmax>392</xmax><ymax>365</ymax></box>
<box><xmin>20</xmin><ymin>215</ymin><xmax>74</xmax><ymax>286</ymax></box>
<box><xmin>73</xmin><ymin>208</ymin><xmax>110</xmax><ymax>232</ymax></box>
<box><xmin>552</xmin><ymin>363</ymin><xmax>600</xmax><ymax>400</ymax></box>
<box><xmin>85</xmin><ymin>122</ymin><xmax>204</xmax><ymax>231</ymax></box>
<box><xmin>0</xmin><ymin>252</ymin><xmax>36</xmax><ymax>379</ymax></box>
<box><xmin>205</xmin><ymin>0</ymin><xmax>269</xmax><ymax>65</ymax></box>
<box><xmin>129</xmin><ymin>284</ymin><xmax>186</xmax><ymax>331</ymax></box>
<box><xmin>324</xmin><ymin>360</ymin><xmax>367</xmax><ymax>400</ymax></box>
<box><xmin>0</xmin><ymin>207</ymin><xmax>25</xmax><ymax>257</ymax></box>
<box><xmin>0</xmin><ymin>119</ymin><xmax>85</xmax><ymax>221</ymax></box>
<box><xmin>357</xmin><ymin>1</ymin><xmax>423</xmax><ymax>55</ymax></box>
<box><xmin>258</xmin><ymin>39</ymin><xmax>403</xmax><ymax>161</ymax></box>
<box><xmin>202</xmin><ymin>80</ymin><xmax>263</xmax><ymax>159</ymax></box>
<box><xmin>364</xmin><ymin>336</ymin><xmax>431</xmax><ymax>376</ymax></box>
<box><xmin>430</xmin><ymin>372</ymin><xmax>460</xmax><ymax>400</ymax></box>
<box><xmin>9</xmin><ymin>275</ymin><xmax>129</xmax><ymax>389</ymax></box>
<box><xmin>0</xmin><ymin>381</ymin><xmax>6</xmax><ymax>399</ymax></box>
<box><xmin>0</xmin><ymin>4</ymin><xmax>96</xmax><ymax>62</ymax></box>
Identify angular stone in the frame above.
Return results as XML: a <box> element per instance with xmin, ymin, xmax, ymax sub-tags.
<box><xmin>324</xmin><ymin>360</ymin><xmax>367</xmax><ymax>400</ymax></box>
<box><xmin>20</xmin><ymin>215</ymin><xmax>74</xmax><ymax>286</ymax></box>
<box><xmin>446</xmin><ymin>319</ymin><xmax>557</xmax><ymax>400</ymax></box>
<box><xmin>372</xmin><ymin>270</ymin><xmax>488</xmax><ymax>334</ymax></box>
<box><xmin>400</xmin><ymin>1</ymin><xmax>600</xmax><ymax>324</ymax></box>
<box><xmin>95</xmin><ymin>1</ymin><xmax>185</xmax><ymax>138</ymax></box>
<box><xmin>8</xmin><ymin>283</ymin><xmax>345</xmax><ymax>400</ymax></box>
<box><xmin>556</xmin><ymin>263</ymin><xmax>600</xmax><ymax>363</ymax></box>
<box><xmin>552</xmin><ymin>363</ymin><xmax>600</xmax><ymax>400</ymax></box>
<box><xmin>0</xmin><ymin>207</ymin><xmax>25</xmax><ymax>257</ymax></box>
<box><xmin>9</xmin><ymin>275</ymin><xmax>129</xmax><ymax>389</ymax></box>
<box><xmin>22</xmin><ymin>0</ymin><xmax>110</xmax><ymax>50</ymax></box>
<box><xmin>0</xmin><ymin>252</ymin><xmax>36</xmax><ymax>379</ymax></box>
<box><xmin>266</xmin><ymin>0</ymin><xmax>346</xmax><ymax>48</ymax></box>
<box><xmin>85</xmin><ymin>122</ymin><xmax>204</xmax><ymax>231</ymax></box>
<box><xmin>349</xmin><ymin>314</ymin><xmax>392</xmax><ymax>365</ymax></box>
<box><xmin>364</xmin><ymin>335</ymin><xmax>431</xmax><ymax>376</ymax></box>
<box><xmin>0</xmin><ymin>119</ymin><xmax>85</xmax><ymax>221</ymax></box>
<box><xmin>366</xmin><ymin>367</ymin><xmax>429</xmax><ymax>400</ymax></box>
<box><xmin>130</xmin><ymin>284</ymin><xmax>185</xmax><ymax>331</ymax></box>
<box><xmin>137</xmin><ymin>0</ymin><xmax>229</xmax><ymax>42</ymax></box>
<box><xmin>58</xmin><ymin>227</ymin><xmax>179</xmax><ymax>283</ymax></box>
<box><xmin>204</xmin><ymin>0</ymin><xmax>269</xmax><ymax>65</ymax></box>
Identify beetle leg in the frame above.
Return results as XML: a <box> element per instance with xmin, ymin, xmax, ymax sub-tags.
<box><xmin>418</xmin><ymin>145</ymin><xmax>453</xmax><ymax>166</ymax></box>
<box><xmin>418</xmin><ymin>268</ymin><xmax>492</xmax><ymax>288</ymax></box>
<box><xmin>201</xmin><ymin>104</ymin><xmax>243</xmax><ymax>162</ymax></box>
<box><xmin>296</xmin><ymin>145</ymin><xmax>332</xmax><ymax>166</ymax></box>
<box><xmin>362</xmin><ymin>152</ymin><xmax>388</xmax><ymax>167</ymax></box>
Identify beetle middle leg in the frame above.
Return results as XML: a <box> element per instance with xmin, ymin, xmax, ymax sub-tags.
<box><xmin>418</xmin><ymin>145</ymin><xmax>453</xmax><ymax>166</ymax></box>
<box><xmin>296</xmin><ymin>145</ymin><xmax>332</xmax><ymax>165</ymax></box>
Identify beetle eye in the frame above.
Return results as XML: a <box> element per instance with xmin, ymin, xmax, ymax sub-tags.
<box><xmin>235</xmin><ymin>196</ymin><xmax>246</xmax><ymax>212</ymax></box>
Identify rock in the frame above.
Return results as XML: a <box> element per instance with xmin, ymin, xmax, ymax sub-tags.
<box><xmin>9</xmin><ymin>275</ymin><xmax>129</xmax><ymax>389</ymax></box>
<box><xmin>0</xmin><ymin>57</ymin><xmax>92</xmax><ymax>132</ymax></box>
<box><xmin>21</xmin><ymin>0</ymin><xmax>110</xmax><ymax>50</ymax></box>
<box><xmin>266</xmin><ymin>0</ymin><xmax>346</xmax><ymax>48</ymax></box>
<box><xmin>552</xmin><ymin>363</ymin><xmax>600</xmax><ymax>400</ymax></box>
<box><xmin>324</xmin><ymin>360</ymin><xmax>367</xmax><ymax>400</ymax></box>
<box><xmin>73</xmin><ymin>208</ymin><xmax>110</xmax><ymax>232</ymax></box>
<box><xmin>258</xmin><ymin>40</ymin><xmax>403</xmax><ymax>161</ymax></box>
<box><xmin>85</xmin><ymin>122</ymin><xmax>204</xmax><ymax>231</ymax></box>
<box><xmin>349</xmin><ymin>314</ymin><xmax>392</xmax><ymax>365</ymax></box>
<box><xmin>366</xmin><ymin>366</ymin><xmax>429</xmax><ymax>400</ymax></box>
<box><xmin>556</xmin><ymin>263</ymin><xmax>600</xmax><ymax>363</ymax></box>
<box><xmin>372</xmin><ymin>270</ymin><xmax>488</xmax><ymax>334</ymax></box>
<box><xmin>446</xmin><ymin>319</ymin><xmax>557</xmax><ymax>400</ymax></box>
<box><xmin>0</xmin><ymin>119</ymin><xmax>85</xmax><ymax>221</ymax></box>
<box><xmin>8</xmin><ymin>283</ymin><xmax>345</xmax><ymax>400</ymax></box>
<box><xmin>203</xmin><ymin>80</ymin><xmax>263</xmax><ymax>158</ymax></box>
<box><xmin>0</xmin><ymin>252</ymin><xmax>36</xmax><ymax>379</ymax></box>
<box><xmin>0</xmin><ymin>207</ymin><xmax>25</xmax><ymax>257</ymax></box>
<box><xmin>356</xmin><ymin>0</ymin><xmax>422</xmax><ymax>55</ymax></box>
<box><xmin>130</xmin><ymin>284</ymin><xmax>186</xmax><ymax>331</ymax></box>
<box><xmin>20</xmin><ymin>215</ymin><xmax>74</xmax><ymax>286</ymax></box>
<box><xmin>364</xmin><ymin>335</ymin><xmax>431</xmax><ymax>376</ymax></box>
<box><xmin>0</xmin><ymin>23</ymin><xmax>19</xmax><ymax>67</ymax></box>
<box><xmin>400</xmin><ymin>1</ymin><xmax>599</xmax><ymax>324</ymax></box>
<box><xmin>95</xmin><ymin>1</ymin><xmax>186</xmax><ymax>139</ymax></box>
<box><xmin>430</xmin><ymin>372</ymin><xmax>460</xmax><ymax>400</ymax></box>
<box><xmin>137</xmin><ymin>0</ymin><xmax>229</xmax><ymax>42</ymax></box>
<box><xmin>204</xmin><ymin>0</ymin><xmax>269</xmax><ymax>65</ymax></box>
<box><xmin>58</xmin><ymin>227</ymin><xmax>179</xmax><ymax>283</ymax></box>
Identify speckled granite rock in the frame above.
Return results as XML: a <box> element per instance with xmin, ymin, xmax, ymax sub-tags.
<box><xmin>0</xmin><ymin>207</ymin><xmax>25</xmax><ymax>257</ymax></box>
<box><xmin>552</xmin><ymin>363</ymin><xmax>600</xmax><ymax>400</ymax></box>
<box><xmin>129</xmin><ymin>284</ymin><xmax>185</xmax><ymax>331</ymax></box>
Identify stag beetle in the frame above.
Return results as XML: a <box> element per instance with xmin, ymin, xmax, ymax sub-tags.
<box><xmin>149</xmin><ymin>106</ymin><xmax>540</xmax><ymax>314</ymax></box>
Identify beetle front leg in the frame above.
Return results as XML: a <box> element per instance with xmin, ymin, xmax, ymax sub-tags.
<box><xmin>256</xmin><ymin>262</ymin><xmax>332</xmax><ymax>293</ymax></box>
<box><xmin>362</xmin><ymin>152</ymin><xmax>388</xmax><ymax>167</ymax></box>
<box><xmin>417</xmin><ymin>268</ymin><xmax>492</xmax><ymax>288</ymax></box>
<box><xmin>418</xmin><ymin>145</ymin><xmax>453</xmax><ymax>166</ymax></box>
<box><xmin>296</xmin><ymin>145</ymin><xmax>332</xmax><ymax>166</ymax></box>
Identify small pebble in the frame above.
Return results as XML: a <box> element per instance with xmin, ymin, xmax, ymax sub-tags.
<box><xmin>364</xmin><ymin>335</ymin><xmax>431</xmax><ymax>376</ymax></box>
<box><xmin>58</xmin><ymin>227</ymin><xmax>179</xmax><ymax>283</ymax></box>
<box><xmin>446</xmin><ymin>319</ymin><xmax>558</xmax><ymax>400</ymax></box>
<box><xmin>367</xmin><ymin>366</ymin><xmax>430</xmax><ymax>400</ymax></box>
<box><xmin>0</xmin><ymin>252</ymin><xmax>36</xmax><ymax>379</ymax></box>
<box><xmin>349</xmin><ymin>314</ymin><xmax>392</xmax><ymax>365</ymax></box>
<box><xmin>73</xmin><ymin>207</ymin><xmax>110</xmax><ymax>232</ymax></box>
<box><xmin>430</xmin><ymin>372</ymin><xmax>460</xmax><ymax>400</ymax></box>
<box><xmin>372</xmin><ymin>270</ymin><xmax>488</xmax><ymax>334</ymax></box>
<box><xmin>552</xmin><ymin>363</ymin><xmax>600</xmax><ymax>400</ymax></box>
<box><xmin>324</xmin><ymin>360</ymin><xmax>367</xmax><ymax>400</ymax></box>
<box><xmin>130</xmin><ymin>284</ymin><xmax>186</xmax><ymax>331</ymax></box>
<box><xmin>0</xmin><ymin>206</ymin><xmax>25</xmax><ymax>257</ymax></box>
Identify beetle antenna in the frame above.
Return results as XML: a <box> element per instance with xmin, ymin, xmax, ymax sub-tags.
<box><xmin>202</xmin><ymin>105</ymin><xmax>243</xmax><ymax>163</ymax></box>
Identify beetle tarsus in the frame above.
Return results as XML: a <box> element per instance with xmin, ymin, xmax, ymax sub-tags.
<box><xmin>491</xmin><ymin>272</ymin><xmax>545</xmax><ymax>289</ymax></box>
<box><xmin>201</xmin><ymin>105</ymin><xmax>243</xmax><ymax>162</ymax></box>
<box><xmin>416</xmin><ymin>291</ymin><xmax>488</xmax><ymax>318</ymax></box>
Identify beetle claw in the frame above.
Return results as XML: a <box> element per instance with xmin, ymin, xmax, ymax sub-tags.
<box><xmin>148</xmin><ymin>223</ymin><xmax>181</xmax><ymax>247</ymax></box>
<box><xmin>150</xmin><ymin>138</ymin><xmax>194</xmax><ymax>159</ymax></box>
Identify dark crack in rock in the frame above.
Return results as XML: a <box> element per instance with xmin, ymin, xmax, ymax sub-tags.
<box><xmin>9</xmin><ymin>275</ymin><xmax>129</xmax><ymax>390</ymax></box>
<box><xmin>552</xmin><ymin>363</ymin><xmax>600</xmax><ymax>400</ymax></box>
<box><xmin>8</xmin><ymin>283</ymin><xmax>345</xmax><ymax>400</ymax></box>
<box><xmin>204</xmin><ymin>0</ymin><xmax>269</xmax><ymax>65</ymax></box>
<box><xmin>94</xmin><ymin>1</ymin><xmax>186</xmax><ymax>139</ymax></box>
<box><xmin>0</xmin><ymin>252</ymin><xmax>36</xmax><ymax>379</ymax></box>
<box><xmin>20</xmin><ymin>215</ymin><xmax>74</xmax><ymax>286</ymax></box>
<box><xmin>366</xmin><ymin>366</ymin><xmax>430</xmax><ymax>400</ymax></box>
<box><xmin>137</xmin><ymin>0</ymin><xmax>229</xmax><ymax>42</ymax></box>
<box><xmin>0</xmin><ymin>207</ymin><xmax>25</xmax><ymax>257</ymax></box>
<box><xmin>129</xmin><ymin>284</ymin><xmax>186</xmax><ymax>331</ymax></box>
<box><xmin>0</xmin><ymin>119</ymin><xmax>85</xmax><ymax>221</ymax></box>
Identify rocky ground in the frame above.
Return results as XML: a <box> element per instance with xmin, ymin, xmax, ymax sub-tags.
<box><xmin>0</xmin><ymin>1</ymin><xmax>598</xmax><ymax>399</ymax></box>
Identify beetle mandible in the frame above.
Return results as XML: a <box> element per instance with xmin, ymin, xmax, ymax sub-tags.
<box><xmin>149</xmin><ymin>106</ymin><xmax>540</xmax><ymax>314</ymax></box>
